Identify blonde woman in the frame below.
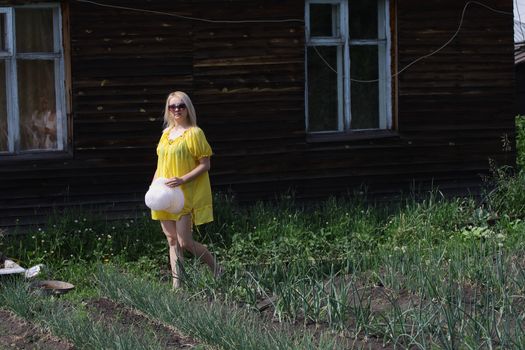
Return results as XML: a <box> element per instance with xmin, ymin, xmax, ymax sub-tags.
<box><xmin>151</xmin><ymin>91</ymin><xmax>221</xmax><ymax>288</ymax></box>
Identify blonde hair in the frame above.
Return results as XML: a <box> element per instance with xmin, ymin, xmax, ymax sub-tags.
<box><xmin>163</xmin><ymin>91</ymin><xmax>197</xmax><ymax>129</ymax></box>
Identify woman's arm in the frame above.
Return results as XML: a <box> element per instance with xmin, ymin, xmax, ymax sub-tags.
<box><xmin>165</xmin><ymin>157</ymin><xmax>210</xmax><ymax>187</ymax></box>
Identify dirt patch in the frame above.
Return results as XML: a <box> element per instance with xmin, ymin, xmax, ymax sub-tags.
<box><xmin>0</xmin><ymin>309</ymin><xmax>74</xmax><ymax>350</ymax></box>
<box><xmin>87</xmin><ymin>297</ymin><xmax>199</xmax><ymax>349</ymax></box>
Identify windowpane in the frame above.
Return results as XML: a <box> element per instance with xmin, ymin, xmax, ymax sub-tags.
<box><xmin>310</xmin><ymin>4</ymin><xmax>337</xmax><ymax>37</ymax></box>
<box><xmin>350</xmin><ymin>46</ymin><xmax>379</xmax><ymax>129</ymax></box>
<box><xmin>0</xmin><ymin>60</ymin><xmax>7</xmax><ymax>151</ymax></box>
<box><xmin>15</xmin><ymin>8</ymin><xmax>54</xmax><ymax>53</ymax></box>
<box><xmin>307</xmin><ymin>46</ymin><xmax>339</xmax><ymax>132</ymax></box>
<box><xmin>18</xmin><ymin>60</ymin><xmax>57</xmax><ymax>151</ymax></box>
<box><xmin>349</xmin><ymin>0</ymin><xmax>378</xmax><ymax>39</ymax></box>
<box><xmin>0</xmin><ymin>13</ymin><xmax>6</xmax><ymax>52</ymax></box>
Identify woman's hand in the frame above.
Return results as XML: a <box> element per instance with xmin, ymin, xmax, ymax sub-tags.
<box><xmin>166</xmin><ymin>177</ymin><xmax>185</xmax><ymax>188</ymax></box>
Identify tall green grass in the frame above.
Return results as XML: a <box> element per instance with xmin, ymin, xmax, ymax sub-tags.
<box><xmin>1</xmin><ymin>115</ymin><xmax>525</xmax><ymax>348</ymax></box>
<box><xmin>96</xmin><ymin>265</ymin><xmax>345</xmax><ymax>350</ymax></box>
<box><xmin>0</xmin><ymin>279</ymin><xmax>163</xmax><ymax>350</ymax></box>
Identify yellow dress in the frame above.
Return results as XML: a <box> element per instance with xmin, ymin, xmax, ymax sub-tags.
<box><xmin>151</xmin><ymin>126</ymin><xmax>213</xmax><ymax>225</ymax></box>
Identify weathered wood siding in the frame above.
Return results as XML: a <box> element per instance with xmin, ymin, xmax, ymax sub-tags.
<box><xmin>0</xmin><ymin>0</ymin><xmax>516</xmax><ymax>227</ymax></box>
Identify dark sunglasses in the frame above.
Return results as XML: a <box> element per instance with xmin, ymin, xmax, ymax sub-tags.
<box><xmin>168</xmin><ymin>103</ymin><xmax>187</xmax><ymax>110</ymax></box>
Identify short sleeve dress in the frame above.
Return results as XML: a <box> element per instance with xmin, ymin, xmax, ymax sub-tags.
<box><xmin>151</xmin><ymin>126</ymin><xmax>213</xmax><ymax>225</ymax></box>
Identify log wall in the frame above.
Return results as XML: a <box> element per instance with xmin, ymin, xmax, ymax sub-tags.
<box><xmin>0</xmin><ymin>0</ymin><xmax>516</xmax><ymax>227</ymax></box>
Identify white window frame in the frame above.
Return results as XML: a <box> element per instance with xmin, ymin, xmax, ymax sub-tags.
<box><xmin>0</xmin><ymin>8</ymin><xmax>13</xmax><ymax>57</ymax></box>
<box><xmin>0</xmin><ymin>3</ymin><xmax>67</xmax><ymax>155</ymax></box>
<box><xmin>305</xmin><ymin>0</ymin><xmax>391</xmax><ymax>133</ymax></box>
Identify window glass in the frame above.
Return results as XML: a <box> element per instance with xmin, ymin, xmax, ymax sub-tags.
<box><xmin>17</xmin><ymin>60</ymin><xmax>57</xmax><ymax>151</ymax></box>
<box><xmin>310</xmin><ymin>4</ymin><xmax>337</xmax><ymax>37</ymax></box>
<box><xmin>0</xmin><ymin>13</ymin><xmax>6</xmax><ymax>52</ymax></box>
<box><xmin>350</xmin><ymin>46</ymin><xmax>379</xmax><ymax>129</ymax></box>
<box><xmin>348</xmin><ymin>0</ymin><xmax>378</xmax><ymax>39</ymax></box>
<box><xmin>307</xmin><ymin>46</ymin><xmax>339</xmax><ymax>131</ymax></box>
<box><xmin>15</xmin><ymin>8</ymin><xmax>54</xmax><ymax>53</ymax></box>
<box><xmin>0</xmin><ymin>60</ymin><xmax>7</xmax><ymax>151</ymax></box>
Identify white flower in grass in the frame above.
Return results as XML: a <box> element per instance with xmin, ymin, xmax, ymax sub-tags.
<box><xmin>74</xmin><ymin>220</ymin><xmax>78</xmax><ymax>223</ymax></box>
<box><xmin>112</xmin><ymin>226</ymin><xmax>115</xmax><ymax>230</ymax></box>
<box><xmin>107</xmin><ymin>235</ymin><xmax>112</xmax><ymax>239</ymax></box>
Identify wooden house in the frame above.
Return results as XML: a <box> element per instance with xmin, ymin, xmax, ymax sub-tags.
<box><xmin>0</xmin><ymin>0</ymin><xmax>516</xmax><ymax>227</ymax></box>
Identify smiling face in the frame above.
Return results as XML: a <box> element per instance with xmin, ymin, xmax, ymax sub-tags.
<box><xmin>167</xmin><ymin>96</ymin><xmax>189</xmax><ymax>126</ymax></box>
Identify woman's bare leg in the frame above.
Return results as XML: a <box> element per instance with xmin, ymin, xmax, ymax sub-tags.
<box><xmin>160</xmin><ymin>220</ymin><xmax>183</xmax><ymax>289</ymax></box>
<box><xmin>176</xmin><ymin>214</ymin><xmax>222</xmax><ymax>276</ymax></box>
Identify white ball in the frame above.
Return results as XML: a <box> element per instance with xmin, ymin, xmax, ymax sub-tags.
<box><xmin>145</xmin><ymin>177</ymin><xmax>185</xmax><ymax>214</ymax></box>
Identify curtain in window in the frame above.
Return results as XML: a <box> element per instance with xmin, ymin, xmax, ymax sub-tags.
<box><xmin>15</xmin><ymin>8</ymin><xmax>57</xmax><ymax>151</ymax></box>
<box><xmin>18</xmin><ymin>60</ymin><xmax>57</xmax><ymax>151</ymax></box>
<box><xmin>15</xmin><ymin>9</ymin><xmax>54</xmax><ymax>53</ymax></box>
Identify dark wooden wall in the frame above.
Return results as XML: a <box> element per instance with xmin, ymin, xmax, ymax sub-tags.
<box><xmin>0</xmin><ymin>0</ymin><xmax>516</xmax><ymax>227</ymax></box>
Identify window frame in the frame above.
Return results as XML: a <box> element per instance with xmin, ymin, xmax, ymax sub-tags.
<box><xmin>305</xmin><ymin>0</ymin><xmax>392</xmax><ymax>136</ymax></box>
<box><xmin>0</xmin><ymin>3</ymin><xmax>69</xmax><ymax>157</ymax></box>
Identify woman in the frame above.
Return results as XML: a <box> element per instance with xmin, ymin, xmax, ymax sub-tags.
<box><xmin>151</xmin><ymin>91</ymin><xmax>221</xmax><ymax>288</ymax></box>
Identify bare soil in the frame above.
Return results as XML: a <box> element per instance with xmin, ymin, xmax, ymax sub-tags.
<box><xmin>86</xmin><ymin>297</ymin><xmax>200</xmax><ymax>349</ymax></box>
<box><xmin>0</xmin><ymin>309</ymin><xmax>74</xmax><ymax>350</ymax></box>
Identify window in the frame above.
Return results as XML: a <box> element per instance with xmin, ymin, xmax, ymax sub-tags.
<box><xmin>0</xmin><ymin>4</ymin><xmax>67</xmax><ymax>155</ymax></box>
<box><xmin>305</xmin><ymin>0</ymin><xmax>391</xmax><ymax>134</ymax></box>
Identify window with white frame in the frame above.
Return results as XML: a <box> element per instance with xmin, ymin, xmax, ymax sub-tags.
<box><xmin>0</xmin><ymin>4</ymin><xmax>67</xmax><ymax>154</ymax></box>
<box><xmin>305</xmin><ymin>0</ymin><xmax>391</xmax><ymax>133</ymax></box>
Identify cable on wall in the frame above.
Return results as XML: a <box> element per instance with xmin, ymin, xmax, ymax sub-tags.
<box><xmin>74</xmin><ymin>0</ymin><xmax>304</xmax><ymax>24</ymax></box>
<box><xmin>74</xmin><ymin>0</ymin><xmax>514</xmax><ymax>82</ymax></box>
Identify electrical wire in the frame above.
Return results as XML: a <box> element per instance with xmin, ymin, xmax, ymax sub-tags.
<box><xmin>312</xmin><ymin>46</ymin><xmax>338</xmax><ymax>74</ymax></box>
<box><xmin>75</xmin><ymin>0</ymin><xmax>513</xmax><ymax>82</ymax></box>
<box><xmin>312</xmin><ymin>0</ymin><xmax>514</xmax><ymax>83</ymax></box>
<box><xmin>390</xmin><ymin>1</ymin><xmax>512</xmax><ymax>80</ymax></box>
<box><xmin>74</xmin><ymin>0</ymin><xmax>304</xmax><ymax>24</ymax></box>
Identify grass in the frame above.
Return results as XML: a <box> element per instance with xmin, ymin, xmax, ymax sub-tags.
<box><xmin>96</xmin><ymin>265</ymin><xmax>344</xmax><ymax>350</ymax></box>
<box><xmin>1</xmin><ymin>115</ymin><xmax>525</xmax><ymax>348</ymax></box>
<box><xmin>0</xmin><ymin>279</ymin><xmax>164</xmax><ymax>350</ymax></box>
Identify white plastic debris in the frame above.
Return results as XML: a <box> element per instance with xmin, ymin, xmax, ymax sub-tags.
<box><xmin>24</xmin><ymin>264</ymin><xmax>45</xmax><ymax>279</ymax></box>
<box><xmin>0</xmin><ymin>260</ymin><xmax>44</xmax><ymax>278</ymax></box>
<box><xmin>0</xmin><ymin>259</ymin><xmax>26</xmax><ymax>275</ymax></box>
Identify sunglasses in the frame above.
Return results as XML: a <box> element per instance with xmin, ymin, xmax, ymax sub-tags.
<box><xmin>168</xmin><ymin>103</ymin><xmax>187</xmax><ymax>110</ymax></box>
